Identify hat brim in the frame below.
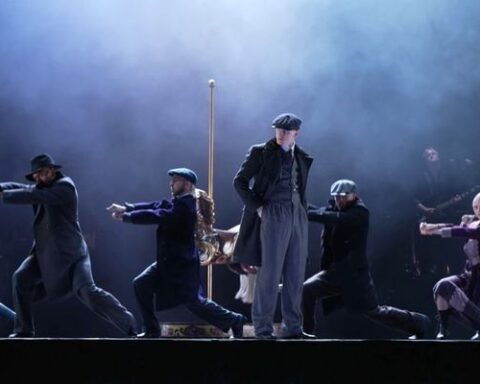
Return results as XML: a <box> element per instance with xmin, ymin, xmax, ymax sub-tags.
<box><xmin>272</xmin><ymin>126</ymin><xmax>300</xmax><ymax>131</ymax></box>
<box><xmin>25</xmin><ymin>165</ymin><xmax>62</xmax><ymax>181</ymax></box>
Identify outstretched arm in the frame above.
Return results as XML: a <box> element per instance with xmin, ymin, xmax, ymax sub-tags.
<box><xmin>420</xmin><ymin>222</ymin><xmax>480</xmax><ymax>240</ymax></box>
<box><xmin>1</xmin><ymin>182</ymin><xmax>75</xmax><ymax>205</ymax></box>
<box><xmin>0</xmin><ymin>182</ymin><xmax>31</xmax><ymax>192</ymax></box>
<box><xmin>108</xmin><ymin>198</ymin><xmax>184</xmax><ymax>226</ymax></box>
<box><xmin>107</xmin><ymin>200</ymin><xmax>172</xmax><ymax>222</ymax></box>
<box><xmin>308</xmin><ymin>205</ymin><xmax>368</xmax><ymax>226</ymax></box>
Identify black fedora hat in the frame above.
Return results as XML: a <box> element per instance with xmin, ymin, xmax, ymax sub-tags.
<box><xmin>25</xmin><ymin>153</ymin><xmax>62</xmax><ymax>181</ymax></box>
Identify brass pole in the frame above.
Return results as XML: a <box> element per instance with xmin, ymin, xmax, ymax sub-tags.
<box><xmin>207</xmin><ymin>79</ymin><xmax>215</xmax><ymax>299</ymax></box>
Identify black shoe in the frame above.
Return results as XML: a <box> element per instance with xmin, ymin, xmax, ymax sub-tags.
<box><xmin>255</xmin><ymin>332</ymin><xmax>276</xmax><ymax>339</ymax></box>
<box><xmin>283</xmin><ymin>331</ymin><xmax>317</xmax><ymax>340</ymax></box>
<box><xmin>8</xmin><ymin>331</ymin><xmax>34</xmax><ymax>338</ymax></box>
<box><xmin>127</xmin><ymin>327</ymin><xmax>138</xmax><ymax>338</ymax></box>
<box><xmin>471</xmin><ymin>331</ymin><xmax>480</xmax><ymax>340</ymax></box>
<box><xmin>435</xmin><ymin>325</ymin><xmax>449</xmax><ymax>340</ymax></box>
<box><xmin>230</xmin><ymin>315</ymin><xmax>247</xmax><ymax>338</ymax></box>
<box><xmin>137</xmin><ymin>331</ymin><xmax>160</xmax><ymax>339</ymax></box>
<box><xmin>408</xmin><ymin>312</ymin><xmax>431</xmax><ymax>340</ymax></box>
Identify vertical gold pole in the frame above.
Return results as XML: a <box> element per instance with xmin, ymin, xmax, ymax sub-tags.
<box><xmin>207</xmin><ymin>79</ymin><xmax>215</xmax><ymax>299</ymax></box>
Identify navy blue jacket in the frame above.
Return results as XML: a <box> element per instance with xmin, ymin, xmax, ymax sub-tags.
<box><xmin>123</xmin><ymin>194</ymin><xmax>200</xmax><ymax>310</ymax></box>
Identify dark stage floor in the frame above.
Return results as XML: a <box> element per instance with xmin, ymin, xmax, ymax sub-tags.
<box><xmin>0</xmin><ymin>337</ymin><xmax>478</xmax><ymax>383</ymax></box>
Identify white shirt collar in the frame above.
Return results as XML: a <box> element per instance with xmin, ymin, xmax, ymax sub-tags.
<box><xmin>281</xmin><ymin>143</ymin><xmax>295</xmax><ymax>157</ymax></box>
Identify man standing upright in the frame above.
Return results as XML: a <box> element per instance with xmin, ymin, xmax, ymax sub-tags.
<box><xmin>233</xmin><ymin>113</ymin><xmax>314</xmax><ymax>339</ymax></box>
<box><xmin>0</xmin><ymin>153</ymin><xmax>136</xmax><ymax>337</ymax></box>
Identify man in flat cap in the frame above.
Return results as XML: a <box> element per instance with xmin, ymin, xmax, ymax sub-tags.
<box><xmin>0</xmin><ymin>153</ymin><xmax>136</xmax><ymax>337</ymax></box>
<box><xmin>303</xmin><ymin>179</ymin><xmax>431</xmax><ymax>339</ymax></box>
<box><xmin>107</xmin><ymin>168</ymin><xmax>246</xmax><ymax>338</ymax></box>
<box><xmin>233</xmin><ymin>112</ymin><xmax>314</xmax><ymax>338</ymax></box>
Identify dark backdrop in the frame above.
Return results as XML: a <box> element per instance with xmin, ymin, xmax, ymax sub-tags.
<box><xmin>1</xmin><ymin>0</ymin><xmax>479</xmax><ymax>338</ymax></box>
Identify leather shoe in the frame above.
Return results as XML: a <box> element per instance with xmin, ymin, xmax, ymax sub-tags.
<box><xmin>471</xmin><ymin>331</ymin><xmax>480</xmax><ymax>340</ymax></box>
<box><xmin>255</xmin><ymin>332</ymin><xmax>276</xmax><ymax>339</ymax></box>
<box><xmin>127</xmin><ymin>327</ymin><xmax>138</xmax><ymax>338</ymax></box>
<box><xmin>8</xmin><ymin>331</ymin><xmax>34</xmax><ymax>338</ymax></box>
<box><xmin>230</xmin><ymin>315</ymin><xmax>247</xmax><ymax>338</ymax></box>
<box><xmin>283</xmin><ymin>331</ymin><xmax>316</xmax><ymax>340</ymax></box>
<box><xmin>136</xmin><ymin>331</ymin><xmax>160</xmax><ymax>339</ymax></box>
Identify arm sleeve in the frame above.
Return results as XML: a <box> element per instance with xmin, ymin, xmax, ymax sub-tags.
<box><xmin>308</xmin><ymin>206</ymin><xmax>368</xmax><ymax>226</ymax></box>
<box><xmin>126</xmin><ymin>201</ymin><xmax>164</xmax><ymax>211</ymax></box>
<box><xmin>2</xmin><ymin>182</ymin><xmax>75</xmax><ymax>205</ymax></box>
<box><xmin>122</xmin><ymin>200</ymin><xmax>177</xmax><ymax>225</ymax></box>
<box><xmin>233</xmin><ymin>146</ymin><xmax>265</xmax><ymax>210</ymax></box>
<box><xmin>441</xmin><ymin>226</ymin><xmax>480</xmax><ymax>240</ymax></box>
<box><xmin>0</xmin><ymin>182</ymin><xmax>31</xmax><ymax>192</ymax></box>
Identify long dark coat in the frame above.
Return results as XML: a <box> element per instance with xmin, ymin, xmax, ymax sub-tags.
<box><xmin>233</xmin><ymin>138</ymin><xmax>313</xmax><ymax>266</ymax></box>
<box><xmin>122</xmin><ymin>194</ymin><xmax>200</xmax><ymax>310</ymax></box>
<box><xmin>0</xmin><ymin>173</ymin><xmax>93</xmax><ymax>299</ymax></box>
<box><xmin>308</xmin><ymin>199</ymin><xmax>378</xmax><ymax>315</ymax></box>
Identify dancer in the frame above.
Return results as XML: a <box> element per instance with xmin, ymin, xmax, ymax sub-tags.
<box><xmin>107</xmin><ymin>168</ymin><xmax>246</xmax><ymax>338</ymax></box>
<box><xmin>303</xmin><ymin>179</ymin><xmax>430</xmax><ymax>339</ymax></box>
<box><xmin>0</xmin><ymin>153</ymin><xmax>136</xmax><ymax>337</ymax></box>
<box><xmin>420</xmin><ymin>191</ymin><xmax>480</xmax><ymax>340</ymax></box>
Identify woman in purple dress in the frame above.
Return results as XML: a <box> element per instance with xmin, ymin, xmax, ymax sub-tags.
<box><xmin>420</xmin><ymin>192</ymin><xmax>480</xmax><ymax>340</ymax></box>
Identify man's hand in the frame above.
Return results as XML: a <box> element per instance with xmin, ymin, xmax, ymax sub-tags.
<box><xmin>106</xmin><ymin>203</ymin><xmax>126</xmax><ymax>221</ymax></box>
<box><xmin>419</xmin><ymin>205</ymin><xmax>435</xmax><ymax>215</ymax></box>
<box><xmin>241</xmin><ymin>263</ymin><xmax>258</xmax><ymax>274</ymax></box>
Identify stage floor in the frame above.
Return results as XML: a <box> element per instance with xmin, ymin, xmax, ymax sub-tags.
<box><xmin>0</xmin><ymin>337</ymin><xmax>478</xmax><ymax>383</ymax></box>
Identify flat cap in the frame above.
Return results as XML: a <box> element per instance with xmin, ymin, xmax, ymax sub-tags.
<box><xmin>272</xmin><ymin>113</ymin><xmax>302</xmax><ymax>131</ymax></box>
<box><xmin>168</xmin><ymin>168</ymin><xmax>198</xmax><ymax>185</ymax></box>
<box><xmin>330</xmin><ymin>179</ymin><xmax>357</xmax><ymax>196</ymax></box>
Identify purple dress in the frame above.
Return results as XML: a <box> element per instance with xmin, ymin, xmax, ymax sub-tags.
<box><xmin>433</xmin><ymin>222</ymin><xmax>480</xmax><ymax>328</ymax></box>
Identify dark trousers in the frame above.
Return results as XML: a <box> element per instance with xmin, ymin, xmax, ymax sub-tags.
<box><xmin>0</xmin><ymin>302</ymin><xmax>15</xmax><ymax>321</ymax></box>
<box><xmin>303</xmin><ymin>270</ymin><xmax>423</xmax><ymax>336</ymax></box>
<box><xmin>133</xmin><ymin>262</ymin><xmax>240</xmax><ymax>333</ymax></box>
<box><xmin>0</xmin><ymin>302</ymin><xmax>15</xmax><ymax>336</ymax></box>
<box><xmin>12</xmin><ymin>256</ymin><xmax>135</xmax><ymax>335</ymax></box>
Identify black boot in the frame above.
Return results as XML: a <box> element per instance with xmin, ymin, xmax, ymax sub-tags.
<box><xmin>435</xmin><ymin>310</ymin><xmax>449</xmax><ymax>340</ymax></box>
<box><xmin>407</xmin><ymin>311</ymin><xmax>431</xmax><ymax>340</ymax></box>
<box><xmin>366</xmin><ymin>306</ymin><xmax>431</xmax><ymax>339</ymax></box>
<box><xmin>436</xmin><ymin>324</ymin><xmax>449</xmax><ymax>340</ymax></box>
